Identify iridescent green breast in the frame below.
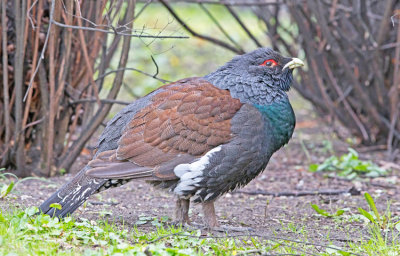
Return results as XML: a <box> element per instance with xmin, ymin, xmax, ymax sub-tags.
<box><xmin>254</xmin><ymin>99</ymin><xmax>295</xmax><ymax>152</ymax></box>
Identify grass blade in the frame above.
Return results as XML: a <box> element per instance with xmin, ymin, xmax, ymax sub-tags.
<box><xmin>358</xmin><ymin>207</ymin><xmax>375</xmax><ymax>224</ymax></box>
<box><xmin>364</xmin><ymin>193</ymin><xmax>381</xmax><ymax>225</ymax></box>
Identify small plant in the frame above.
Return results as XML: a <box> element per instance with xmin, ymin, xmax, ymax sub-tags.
<box><xmin>309</xmin><ymin>148</ymin><xmax>389</xmax><ymax>179</ymax></box>
<box><xmin>358</xmin><ymin>192</ymin><xmax>400</xmax><ymax>231</ymax></box>
<box><xmin>59</xmin><ymin>168</ymin><xmax>67</xmax><ymax>175</ymax></box>
<box><xmin>0</xmin><ymin>168</ymin><xmax>16</xmax><ymax>199</ymax></box>
<box><xmin>311</xmin><ymin>204</ymin><xmax>345</xmax><ymax>218</ymax></box>
<box><xmin>0</xmin><ymin>180</ymin><xmax>14</xmax><ymax>199</ymax></box>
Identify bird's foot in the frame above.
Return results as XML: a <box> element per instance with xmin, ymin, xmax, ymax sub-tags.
<box><xmin>170</xmin><ymin>220</ymin><xmax>191</xmax><ymax>228</ymax></box>
<box><xmin>172</xmin><ymin>198</ymin><xmax>191</xmax><ymax>228</ymax></box>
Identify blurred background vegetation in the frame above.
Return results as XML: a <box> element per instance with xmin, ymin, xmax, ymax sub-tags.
<box><xmin>0</xmin><ymin>0</ymin><xmax>399</xmax><ymax>177</ymax></box>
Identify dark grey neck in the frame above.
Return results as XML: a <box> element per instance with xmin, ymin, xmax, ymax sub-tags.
<box><xmin>204</xmin><ymin>71</ymin><xmax>287</xmax><ymax>106</ymax></box>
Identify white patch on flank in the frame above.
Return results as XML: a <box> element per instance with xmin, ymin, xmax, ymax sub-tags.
<box><xmin>173</xmin><ymin>146</ymin><xmax>221</xmax><ymax>195</ymax></box>
<box><xmin>204</xmin><ymin>193</ymin><xmax>214</xmax><ymax>201</ymax></box>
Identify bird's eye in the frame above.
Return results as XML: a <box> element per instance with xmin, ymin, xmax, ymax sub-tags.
<box><xmin>260</xmin><ymin>59</ymin><xmax>278</xmax><ymax>67</ymax></box>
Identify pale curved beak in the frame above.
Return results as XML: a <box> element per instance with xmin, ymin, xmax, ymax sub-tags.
<box><xmin>283</xmin><ymin>58</ymin><xmax>304</xmax><ymax>70</ymax></box>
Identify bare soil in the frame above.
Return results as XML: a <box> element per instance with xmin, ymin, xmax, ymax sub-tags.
<box><xmin>1</xmin><ymin>97</ymin><xmax>399</xmax><ymax>248</ymax></box>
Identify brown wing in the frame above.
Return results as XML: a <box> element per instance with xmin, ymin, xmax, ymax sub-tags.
<box><xmin>87</xmin><ymin>77</ymin><xmax>243</xmax><ymax>180</ymax></box>
<box><xmin>118</xmin><ymin>77</ymin><xmax>242</xmax><ymax>164</ymax></box>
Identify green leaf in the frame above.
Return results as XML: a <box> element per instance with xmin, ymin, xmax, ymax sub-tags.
<box><xmin>0</xmin><ymin>181</ymin><xmax>14</xmax><ymax>199</ymax></box>
<box><xmin>25</xmin><ymin>206</ymin><xmax>39</xmax><ymax>216</ymax></box>
<box><xmin>344</xmin><ymin>172</ymin><xmax>357</xmax><ymax>180</ymax></box>
<box><xmin>354</xmin><ymin>164</ymin><xmax>368</xmax><ymax>171</ymax></box>
<box><xmin>358</xmin><ymin>207</ymin><xmax>375</xmax><ymax>224</ymax></box>
<box><xmin>395</xmin><ymin>222</ymin><xmax>400</xmax><ymax>232</ymax></box>
<box><xmin>59</xmin><ymin>168</ymin><xmax>66</xmax><ymax>175</ymax></box>
<box><xmin>135</xmin><ymin>220</ymin><xmax>148</xmax><ymax>225</ymax></box>
<box><xmin>347</xmin><ymin>148</ymin><xmax>359</xmax><ymax>157</ymax></box>
<box><xmin>364</xmin><ymin>193</ymin><xmax>381</xmax><ymax>224</ymax></box>
<box><xmin>335</xmin><ymin>209</ymin><xmax>345</xmax><ymax>216</ymax></box>
<box><xmin>49</xmin><ymin>203</ymin><xmax>62</xmax><ymax>210</ymax></box>
<box><xmin>311</xmin><ymin>204</ymin><xmax>330</xmax><ymax>217</ymax></box>
<box><xmin>309</xmin><ymin>164</ymin><xmax>319</xmax><ymax>172</ymax></box>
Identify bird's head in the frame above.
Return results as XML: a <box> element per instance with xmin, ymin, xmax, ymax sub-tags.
<box><xmin>229</xmin><ymin>48</ymin><xmax>304</xmax><ymax>91</ymax></box>
<box><xmin>205</xmin><ymin>48</ymin><xmax>304</xmax><ymax>104</ymax></box>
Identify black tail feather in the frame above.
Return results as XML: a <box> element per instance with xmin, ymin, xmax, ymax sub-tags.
<box><xmin>39</xmin><ymin>167</ymin><xmax>105</xmax><ymax>218</ymax></box>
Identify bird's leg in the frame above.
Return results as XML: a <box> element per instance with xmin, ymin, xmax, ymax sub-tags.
<box><xmin>202</xmin><ymin>201</ymin><xmax>219</xmax><ymax>228</ymax></box>
<box><xmin>174</xmin><ymin>198</ymin><xmax>190</xmax><ymax>225</ymax></box>
<box><xmin>202</xmin><ymin>201</ymin><xmax>253</xmax><ymax>233</ymax></box>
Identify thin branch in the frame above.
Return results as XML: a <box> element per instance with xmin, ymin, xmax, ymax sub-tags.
<box><xmin>23</xmin><ymin>117</ymin><xmax>45</xmax><ymax>131</ymax></box>
<box><xmin>158</xmin><ymin>0</ymin><xmax>244</xmax><ymax>54</ymax></box>
<box><xmin>142</xmin><ymin>0</ymin><xmax>285</xmax><ymax>6</ymax></box>
<box><xmin>1</xmin><ymin>0</ymin><xmax>10</xmax><ymax>147</ymax></box>
<box><xmin>322</xmin><ymin>57</ymin><xmax>369</xmax><ymax>141</ymax></box>
<box><xmin>387</xmin><ymin>20</ymin><xmax>400</xmax><ymax>156</ymax></box>
<box><xmin>380</xmin><ymin>115</ymin><xmax>400</xmax><ymax>141</ymax></box>
<box><xmin>135</xmin><ymin>0</ymin><xmax>153</xmax><ymax>19</ymax></box>
<box><xmin>52</xmin><ymin>20</ymin><xmax>189</xmax><ymax>39</ymax></box>
<box><xmin>13</xmin><ymin>0</ymin><xmax>28</xmax><ymax>176</ymax></box>
<box><xmin>379</xmin><ymin>41</ymin><xmax>400</xmax><ymax>50</ymax></box>
<box><xmin>70</xmin><ymin>98</ymin><xmax>130</xmax><ymax>105</ymax></box>
<box><xmin>23</xmin><ymin>0</ymin><xmax>43</xmax><ymax>135</ymax></box>
<box><xmin>60</xmin><ymin>0</ymin><xmax>109</xmax><ymax>29</ymax></box>
<box><xmin>26</xmin><ymin>0</ymin><xmax>39</xmax><ymax>28</ymax></box>
<box><xmin>150</xmin><ymin>55</ymin><xmax>159</xmax><ymax>78</ymax></box>
<box><xmin>78</xmin><ymin>67</ymin><xmax>170</xmax><ymax>96</ymax></box>
<box><xmin>199</xmin><ymin>3</ymin><xmax>243</xmax><ymax>51</ymax></box>
<box><xmin>225</xmin><ymin>5</ymin><xmax>262</xmax><ymax>47</ymax></box>
<box><xmin>75</xmin><ymin>2</ymin><xmax>101</xmax><ymax>106</ymax></box>
<box><xmin>23</xmin><ymin>0</ymin><xmax>55</xmax><ymax>102</ymax></box>
<box><xmin>46</xmin><ymin>0</ymin><xmax>57</xmax><ymax>176</ymax></box>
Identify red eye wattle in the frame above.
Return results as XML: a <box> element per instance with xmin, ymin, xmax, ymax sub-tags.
<box><xmin>260</xmin><ymin>59</ymin><xmax>278</xmax><ymax>67</ymax></box>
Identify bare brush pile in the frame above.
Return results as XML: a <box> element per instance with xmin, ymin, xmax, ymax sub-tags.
<box><xmin>0</xmin><ymin>0</ymin><xmax>136</xmax><ymax>177</ymax></box>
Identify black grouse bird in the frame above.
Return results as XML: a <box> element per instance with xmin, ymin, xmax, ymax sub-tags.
<box><xmin>39</xmin><ymin>48</ymin><xmax>304</xmax><ymax>228</ymax></box>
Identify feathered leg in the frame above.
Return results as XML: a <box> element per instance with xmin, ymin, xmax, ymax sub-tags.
<box><xmin>202</xmin><ymin>201</ymin><xmax>253</xmax><ymax>232</ymax></box>
<box><xmin>202</xmin><ymin>201</ymin><xmax>218</xmax><ymax>228</ymax></box>
<box><xmin>175</xmin><ymin>198</ymin><xmax>190</xmax><ymax>225</ymax></box>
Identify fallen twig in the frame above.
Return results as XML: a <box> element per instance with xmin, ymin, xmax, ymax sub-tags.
<box><xmin>233</xmin><ymin>187</ymin><xmax>360</xmax><ymax>197</ymax></box>
<box><xmin>88</xmin><ymin>201</ymin><xmax>119</xmax><ymax>206</ymax></box>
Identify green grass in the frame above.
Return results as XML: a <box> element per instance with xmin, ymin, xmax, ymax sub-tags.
<box><xmin>1</xmin><ymin>169</ymin><xmax>400</xmax><ymax>255</ymax></box>
<box><xmin>0</xmin><ymin>206</ymin><xmax>316</xmax><ymax>256</ymax></box>
<box><xmin>1</xmin><ymin>204</ymin><xmax>400</xmax><ymax>255</ymax></box>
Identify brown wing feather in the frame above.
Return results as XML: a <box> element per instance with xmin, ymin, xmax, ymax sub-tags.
<box><xmin>116</xmin><ymin>77</ymin><xmax>243</xmax><ymax>169</ymax></box>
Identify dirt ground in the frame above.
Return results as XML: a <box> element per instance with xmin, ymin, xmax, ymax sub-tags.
<box><xmin>1</xmin><ymin>96</ymin><xmax>400</xmax><ymax>249</ymax></box>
